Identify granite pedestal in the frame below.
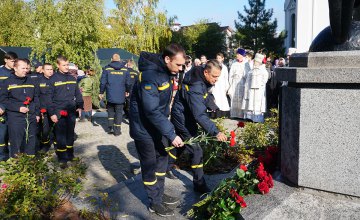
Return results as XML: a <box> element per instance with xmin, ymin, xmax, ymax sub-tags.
<box><xmin>276</xmin><ymin>51</ymin><xmax>360</xmax><ymax>197</ymax></box>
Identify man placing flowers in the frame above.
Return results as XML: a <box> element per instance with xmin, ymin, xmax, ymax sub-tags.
<box><xmin>48</xmin><ymin>56</ymin><xmax>83</xmax><ymax>166</ymax></box>
<box><xmin>171</xmin><ymin>60</ymin><xmax>227</xmax><ymax>193</ymax></box>
<box><xmin>0</xmin><ymin>58</ymin><xmax>40</xmax><ymax>157</ymax></box>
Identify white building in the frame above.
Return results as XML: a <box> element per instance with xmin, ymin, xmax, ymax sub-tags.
<box><xmin>284</xmin><ymin>0</ymin><xmax>330</xmax><ymax>53</ymax></box>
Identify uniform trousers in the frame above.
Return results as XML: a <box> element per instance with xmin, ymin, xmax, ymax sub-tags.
<box><xmin>135</xmin><ymin>138</ymin><xmax>169</xmax><ymax>205</ymax></box>
<box><xmin>0</xmin><ymin>120</ymin><xmax>8</xmax><ymax>161</ymax></box>
<box><xmin>39</xmin><ymin>112</ymin><xmax>53</xmax><ymax>152</ymax></box>
<box><xmin>54</xmin><ymin>110</ymin><xmax>76</xmax><ymax>162</ymax></box>
<box><xmin>107</xmin><ymin>102</ymin><xmax>123</xmax><ymax>135</ymax></box>
<box><xmin>7</xmin><ymin>116</ymin><xmax>37</xmax><ymax>158</ymax></box>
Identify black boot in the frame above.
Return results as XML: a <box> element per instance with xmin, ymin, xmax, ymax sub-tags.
<box><xmin>148</xmin><ymin>203</ymin><xmax>174</xmax><ymax>217</ymax></box>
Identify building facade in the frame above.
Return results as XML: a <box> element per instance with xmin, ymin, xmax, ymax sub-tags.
<box><xmin>284</xmin><ymin>0</ymin><xmax>330</xmax><ymax>53</ymax></box>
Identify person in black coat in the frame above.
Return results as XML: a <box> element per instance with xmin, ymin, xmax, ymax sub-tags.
<box><xmin>170</xmin><ymin>60</ymin><xmax>227</xmax><ymax>193</ymax></box>
<box><xmin>129</xmin><ymin>44</ymin><xmax>185</xmax><ymax>217</ymax></box>
<box><xmin>99</xmin><ymin>54</ymin><xmax>131</xmax><ymax>136</ymax></box>
<box><xmin>0</xmin><ymin>58</ymin><xmax>40</xmax><ymax>157</ymax></box>
<box><xmin>123</xmin><ymin>59</ymin><xmax>139</xmax><ymax>119</ymax></box>
<box><xmin>0</xmin><ymin>51</ymin><xmax>17</xmax><ymax>161</ymax></box>
<box><xmin>48</xmin><ymin>56</ymin><xmax>83</xmax><ymax>166</ymax></box>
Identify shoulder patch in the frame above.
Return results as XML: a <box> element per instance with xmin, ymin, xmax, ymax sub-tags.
<box><xmin>144</xmin><ymin>84</ymin><xmax>152</xmax><ymax>90</ymax></box>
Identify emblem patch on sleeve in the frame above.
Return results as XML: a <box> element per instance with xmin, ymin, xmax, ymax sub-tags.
<box><xmin>144</xmin><ymin>84</ymin><xmax>152</xmax><ymax>90</ymax></box>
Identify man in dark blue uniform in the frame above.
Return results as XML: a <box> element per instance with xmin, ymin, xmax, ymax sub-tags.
<box><xmin>0</xmin><ymin>58</ymin><xmax>40</xmax><ymax>157</ymax></box>
<box><xmin>123</xmin><ymin>59</ymin><xmax>139</xmax><ymax>119</ymax></box>
<box><xmin>99</xmin><ymin>54</ymin><xmax>131</xmax><ymax>136</ymax></box>
<box><xmin>129</xmin><ymin>44</ymin><xmax>185</xmax><ymax>217</ymax></box>
<box><xmin>38</xmin><ymin>63</ymin><xmax>54</xmax><ymax>151</ymax></box>
<box><xmin>171</xmin><ymin>60</ymin><xmax>227</xmax><ymax>193</ymax></box>
<box><xmin>0</xmin><ymin>51</ymin><xmax>17</xmax><ymax>161</ymax></box>
<box><xmin>49</xmin><ymin>56</ymin><xmax>83</xmax><ymax>166</ymax></box>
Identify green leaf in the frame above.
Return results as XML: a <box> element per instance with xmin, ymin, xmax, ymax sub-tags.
<box><xmin>236</xmin><ymin>169</ymin><xmax>245</xmax><ymax>178</ymax></box>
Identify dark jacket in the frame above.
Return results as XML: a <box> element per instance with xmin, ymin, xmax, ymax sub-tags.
<box><xmin>129</xmin><ymin>52</ymin><xmax>176</xmax><ymax>141</ymax></box>
<box><xmin>100</xmin><ymin>61</ymin><xmax>131</xmax><ymax>104</ymax></box>
<box><xmin>0</xmin><ymin>66</ymin><xmax>13</xmax><ymax>110</ymax></box>
<box><xmin>171</xmin><ymin>66</ymin><xmax>219</xmax><ymax>140</ymax></box>
<box><xmin>127</xmin><ymin>67</ymin><xmax>139</xmax><ymax>90</ymax></box>
<box><xmin>38</xmin><ymin>74</ymin><xmax>53</xmax><ymax>111</ymax></box>
<box><xmin>0</xmin><ymin>74</ymin><xmax>40</xmax><ymax>121</ymax></box>
<box><xmin>48</xmin><ymin>71</ymin><xmax>83</xmax><ymax>117</ymax></box>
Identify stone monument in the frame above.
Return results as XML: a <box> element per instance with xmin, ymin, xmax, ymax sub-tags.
<box><xmin>277</xmin><ymin>0</ymin><xmax>360</xmax><ymax>197</ymax></box>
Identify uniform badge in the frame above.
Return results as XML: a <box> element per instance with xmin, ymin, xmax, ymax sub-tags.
<box><xmin>144</xmin><ymin>84</ymin><xmax>152</xmax><ymax>90</ymax></box>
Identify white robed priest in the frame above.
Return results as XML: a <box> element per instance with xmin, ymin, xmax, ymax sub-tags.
<box><xmin>211</xmin><ymin>53</ymin><xmax>230</xmax><ymax>117</ymax></box>
<box><xmin>227</xmin><ymin>48</ymin><xmax>248</xmax><ymax>118</ymax></box>
<box><xmin>242</xmin><ymin>53</ymin><xmax>269</xmax><ymax>123</ymax></box>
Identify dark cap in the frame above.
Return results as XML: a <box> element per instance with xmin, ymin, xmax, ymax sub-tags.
<box><xmin>34</xmin><ymin>62</ymin><xmax>43</xmax><ymax>68</ymax></box>
<box><xmin>236</xmin><ymin>48</ymin><xmax>246</xmax><ymax>56</ymax></box>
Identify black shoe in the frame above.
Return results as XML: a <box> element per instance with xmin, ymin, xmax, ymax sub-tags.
<box><xmin>59</xmin><ymin>161</ymin><xmax>68</xmax><ymax>169</ymax></box>
<box><xmin>194</xmin><ymin>183</ymin><xmax>211</xmax><ymax>194</ymax></box>
<box><xmin>107</xmin><ymin>127</ymin><xmax>114</xmax><ymax>134</ymax></box>
<box><xmin>148</xmin><ymin>203</ymin><xmax>174</xmax><ymax>217</ymax></box>
<box><xmin>165</xmin><ymin>170</ymin><xmax>178</xmax><ymax>179</ymax></box>
<box><xmin>162</xmin><ymin>194</ymin><xmax>180</xmax><ymax>205</ymax></box>
<box><xmin>114</xmin><ymin>131</ymin><xmax>122</xmax><ymax>136</ymax></box>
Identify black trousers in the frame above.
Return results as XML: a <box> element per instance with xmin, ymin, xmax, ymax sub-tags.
<box><xmin>168</xmin><ymin>143</ymin><xmax>205</xmax><ymax>186</ymax></box>
<box><xmin>8</xmin><ymin>117</ymin><xmax>37</xmax><ymax>158</ymax></box>
<box><xmin>54</xmin><ymin>110</ymin><xmax>76</xmax><ymax>162</ymax></box>
<box><xmin>135</xmin><ymin>138</ymin><xmax>169</xmax><ymax>205</ymax></box>
<box><xmin>107</xmin><ymin>102</ymin><xmax>123</xmax><ymax>135</ymax></box>
<box><xmin>124</xmin><ymin>96</ymin><xmax>130</xmax><ymax>118</ymax></box>
<box><xmin>39</xmin><ymin>113</ymin><xmax>53</xmax><ymax>152</ymax></box>
<box><xmin>0</xmin><ymin>121</ymin><xmax>8</xmax><ymax>161</ymax></box>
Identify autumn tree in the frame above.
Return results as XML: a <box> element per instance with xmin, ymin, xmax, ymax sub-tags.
<box><xmin>235</xmin><ymin>0</ymin><xmax>286</xmax><ymax>57</ymax></box>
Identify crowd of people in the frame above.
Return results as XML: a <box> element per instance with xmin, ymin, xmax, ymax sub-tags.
<box><xmin>0</xmin><ymin>43</ymin><xmax>295</xmax><ymax>217</ymax></box>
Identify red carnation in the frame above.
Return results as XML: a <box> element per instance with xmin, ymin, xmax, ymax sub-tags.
<box><xmin>230</xmin><ymin>130</ymin><xmax>236</xmax><ymax>138</ymax></box>
<box><xmin>60</xmin><ymin>110</ymin><xmax>68</xmax><ymax>117</ymax></box>
<box><xmin>230</xmin><ymin>138</ymin><xmax>236</xmax><ymax>147</ymax></box>
<box><xmin>240</xmin><ymin>164</ymin><xmax>248</xmax><ymax>172</ymax></box>
<box><xmin>237</xmin><ymin>121</ymin><xmax>245</xmax><ymax>128</ymax></box>
<box><xmin>258</xmin><ymin>162</ymin><xmax>264</xmax><ymax>171</ymax></box>
<box><xmin>256</xmin><ymin>169</ymin><xmax>267</xmax><ymax>180</ymax></box>
<box><xmin>23</xmin><ymin>101</ymin><xmax>30</xmax><ymax>105</ymax></box>
<box><xmin>258</xmin><ymin>181</ymin><xmax>270</xmax><ymax>194</ymax></box>
<box><xmin>1</xmin><ymin>184</ymin><xmax>7</xmax><ymax>189</ymax></box>
<box><xmin>40</xmin><ymin>108</ymin><xmax>47</xmax><ymax>113</ymax></box>
<box><xmin>267</xmin><ymin>174</ymin><xmax>274</xmax><ymax>188</ymax></box>
<box><xmin>236</xmin><ymin>195</ymin><xmax>247</xmax><ymax>208</ymax></box>
<box><xmin>26</xmin><ymin>97</ymin><xmax>32</xmax><ymax>101</ymax></box>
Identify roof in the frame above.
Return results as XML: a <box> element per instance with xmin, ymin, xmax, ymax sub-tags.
<box><xmin>96</xmin><ymin>48</ymin><xmax>139</xmax><ymax>67</ymax></box>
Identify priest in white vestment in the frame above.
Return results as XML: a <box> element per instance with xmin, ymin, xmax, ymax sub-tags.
<box><xmin>242</xmin><ymin>53</ymin><xmax>270</xmax><ymax>123</ymax></box>
<box><xmin>228</xmin><ymin>48</ymin><xmax>248</xmax><ymax>118</ymax></box>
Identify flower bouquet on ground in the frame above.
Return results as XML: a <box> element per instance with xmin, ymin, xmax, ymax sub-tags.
<box><xmin>188</xmin><ymin>161</ymin><xmax>274</xmax><ymax>220</ymax></box>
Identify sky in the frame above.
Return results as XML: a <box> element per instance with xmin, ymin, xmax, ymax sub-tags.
<box><xmin>104</xmin><ymin>0</ymin><xmax>285</xmax><ymax>31</ymax></box>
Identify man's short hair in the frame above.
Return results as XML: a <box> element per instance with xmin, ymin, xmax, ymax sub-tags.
<box><xmin>216</xmin><ymin>53</ymin><xmax>224</xmax><ymax>58</ymax></box>
<box><xmin>4</xmin><ymin>51</ymin><xmax>18</xmax><ymax>60</ymax></box>
<box><xmin>112</xmin><ymin>53</ymin><xmax>121</xmax><ymax>61</ymax></box>
<box><xmin>14</xmin><ymin>58</ymin><xmax>28</xmax><ymax>67</ymax></box>
<box><xmin>43</xmin><ymin>63</ymin><xmax>52</xmax><ymax>69</ymax></box>
<box><xmin>56</xmin><ymin>55</ymin><xmax>68</xmax><ymax>64</ymax></box>
<box><xmin>204</xmin><ymin>59</ymin><xmax>222</xmax><ymax>72</ymax></box>
<box><xmin>162</xmin><ymin>43</ymin><xmax>185</xmax><ymax>60</ymax></box>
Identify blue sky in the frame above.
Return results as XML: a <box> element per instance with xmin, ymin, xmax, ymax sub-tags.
<box><xmin>105</xmin><ymin>0</ymin><xmax>285</xmax><ymax>31</ymax></box>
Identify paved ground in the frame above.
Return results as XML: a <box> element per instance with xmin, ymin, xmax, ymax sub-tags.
<box><xmin>71</xmin><ymin>111</ymin><xmax>360</xmax><ymax>219</ymax></box>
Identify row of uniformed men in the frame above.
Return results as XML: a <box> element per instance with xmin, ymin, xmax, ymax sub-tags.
<box><xmin>0</xmin><ymin>52</ymin><xmax>83</xmax><ymax>166</ymax></box>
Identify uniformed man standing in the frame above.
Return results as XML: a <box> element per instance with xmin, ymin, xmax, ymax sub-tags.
<box><xmin>1</xmin><ymin>58</ymin><xmax>40</xmax><ymax>157</ymax></box>
<box><xmin>99</xmin><ymin>54</ymin><xmax>131</xmax><ymax>136</ymax></box>
<box><xmin>129</xmin><ymin>44</ymin><xmax>185</xmax><ymax>217</ymax></box>
<box><xmin>171</xmin><ymin>60</ymin><xmax>227</xmax><ymax>193</ymax></box>
<box><xmin>49</xmin><ymin>56</ymin><xmax>83</xmax><ymax>166</ymax></box>
<box><xmin>38</xmin><ymin>63</ymin><xmax>54</xmax><ymax>151</ymax></box>
<box><xmin>124</xmin><ymin>59</ymin><xmax>139</xmax><ymax>119</ymax></box>
<box><xmin>0</xmin><ymin>51</ymin><xmax>17</xmax><ymax>161</ymax></box>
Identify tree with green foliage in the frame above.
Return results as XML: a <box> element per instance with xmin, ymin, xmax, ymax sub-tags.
<box><xmin>235</xmin><ymin>0</ymin><xmax>286</xmax><ymax>57</ymax></box>
<box><xmin>171</xmin><ymin>20</ymin><xmax>226</xmax><ymax>59</ymax></box>
<box><xmin>100</xmin><ymin>0</ymin><xmax>172</xmax><ymax>54</ymax></box>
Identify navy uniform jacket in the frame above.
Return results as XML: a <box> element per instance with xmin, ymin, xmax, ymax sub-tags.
<box><xmin>171</xmin><ymin>67</ymin><xmax>219</xmax><ymax>140</ymax></box>
<box><xmin>48</xmin><ymin>71</ymin><xmax>83</xmax><ymax>117</ymax></box>
<box><xmin>127</xmin><ymin>67</ymin><xmax>139</xmax><ymax>89</ymax></box>
<box><xmin>27</xmin><ymin>72</ymin><xmax>41</xmax><ymax>87</ymax></box>
<box><xmin>129</xmin><ymin>52</ymin><xmax>177</xmax><ymax>142</ymax></box>
<box><xmin>0</xmin><ymin>66</ymin><xmax>13</xmax><ymax>111</ymax></box>
<box><xmin>0</xmin><ymin>74</ymin><xmax>40</xmax><ymax>120</ymax></box>
<box><xmin>38</xmin><ymin>74</ymin><xmax>52</xmax><ymax>111</ymax></box>
<box><xmin>100</xmin><ymin>61</ymin><xmax>131</xmax><ymax>104</ymax></box>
